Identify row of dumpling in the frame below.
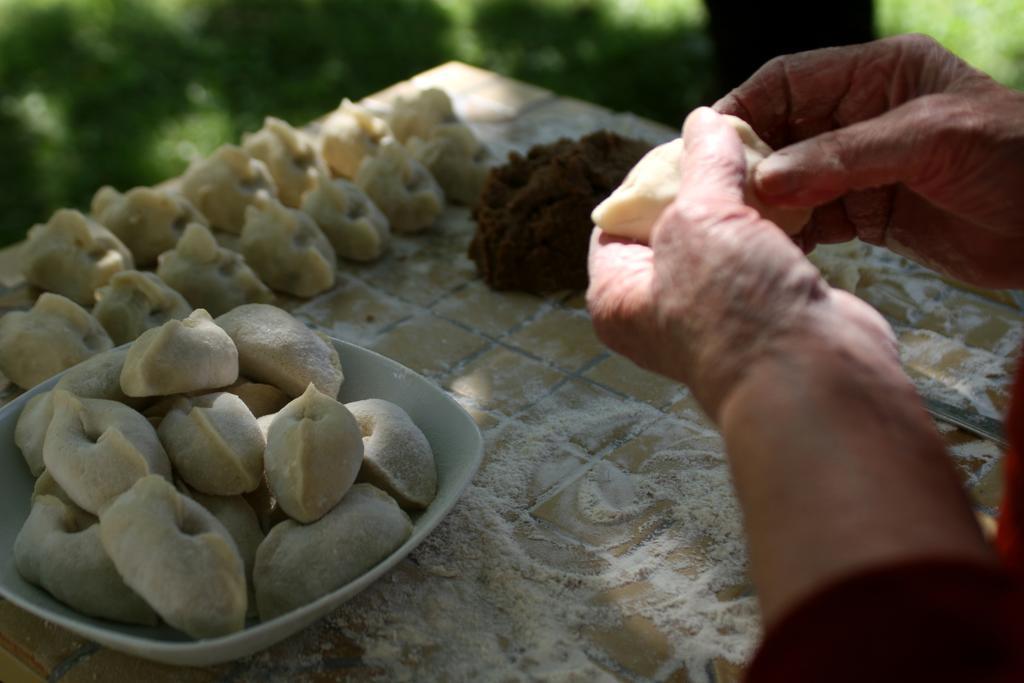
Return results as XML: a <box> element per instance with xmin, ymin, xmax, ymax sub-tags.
<box><xmin>12</xmin><ymin>304</ymin><xmax>438</xmax><ymax>637</ymax></box>
<box><xmin>14</xmin><ymin>88</ymin><xmax>488</xmax><ymax>336</ymax></box>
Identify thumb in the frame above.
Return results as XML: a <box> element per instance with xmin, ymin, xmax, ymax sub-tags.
<box><xmin>679</xmin><ymin>107</ymin><xmax>747</xmax><ymax>204</ymax></box>
<box><xmin>753</xmin><ymin>97</ymin><xmax>940</xmax><ymax>206</ymax></box>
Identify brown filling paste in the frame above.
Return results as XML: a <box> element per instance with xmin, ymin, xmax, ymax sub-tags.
<box><xmin>469</xmin><ymin>131</ymin><xmax>652</xmax><ymax>294</ymax></box>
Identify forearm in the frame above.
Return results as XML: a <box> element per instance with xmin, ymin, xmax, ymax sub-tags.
<box><xmin>718</xmin><ymin>300</ymin><xmax>997</xmax><ymax>628</ymax></box>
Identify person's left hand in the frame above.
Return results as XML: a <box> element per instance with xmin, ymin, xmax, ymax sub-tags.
<box><xmin>587</xmin><ymin>107</ymin><xmax>897</xmax><ymax>420</ymax></box>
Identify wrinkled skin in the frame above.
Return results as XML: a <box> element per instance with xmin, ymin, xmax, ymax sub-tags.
<box><xmin>587</xmin><ymin>107</ymin><xmax>896</xmax><ymax>420</ymax></box>
<box><xmin>715</xmin><ymin>34</ymin><xmax>1024</xmax><ymax>288</ymax></box>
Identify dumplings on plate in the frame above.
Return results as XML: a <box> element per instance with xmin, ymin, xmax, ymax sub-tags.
<box><xmin>239</xmin><ymin>198</ymin><xmax>336</xmax><ymax>298</ymax></box>
<box><xmin>242</xmin><ymin>116</ymin><xmax>321</xmax><ymax>208</ymax></box>
<box><xmin>93</xmin><ymin>270</ymin><xmax>193</xmax><ymax>345</ymax></box>
<box><xmin>355</xmin><ymin>142</ymin><xmax>444</xmax><ymax>233</ymax></box>
<box><xmin>179</xmin><ymin>145</ymin><xmax>277</xmax><ymax>234</ymax></box>
<box><xmin>264</xmin><ymin>384</ymin><xmax>363</xmax><ymax>523</ymax></box>
<box><xmin>347</xmin><ymin>398</ymin><xmax>437</xmax><ymax>510</ymax></box>
<box><xmin>42</xmin><ymin>390</ymin><xmax>172</xmax><ymax>515</ymax></box>
<box><xmin>99</xmin><ymin>475</ymin><xmax>247</xmax><ymax>638</ymax></box>
<box><xmin>215</xmin><ymin>303</ymin><xmax>343</xmax><ymax>398</ymax></box>
<box><xmin>14</xmin><ymin>494</ymin><xmax>158</xmax><ymax>625</ymax></box>
<box><xmin>91</xmin><ymin>186</ymin><xmax>206</xmax><ymax>266</ymax></box>
<box><xmin>300</xmin><ymin>170</ymin><xmax>390</xmax><ymax>262</ymax></box>
<box><xmin>158</xmin><ymin>392</ymin><xmax>265</xmax><ymax>496</ymax></box>
<box><xmin>120</xmin><ymin>309</ymin><xmax>239</xmax><ymax>397</ymax></box>
<box><xmin>0</xmin><ymin>293</ymin><xmax>113</xmax><ymax>390</ymax></box>
<box><xmin>22</xmin><ymin>209</ymin><xmax>134</xmax><ymax>305</ymax></box>
<box><xmin>156</xmin><ymin>222</ymin><xmax>274</xmax><ymax>317</ymax></box>
<box><xmin>320</xmin><ymin>98</ymin><xmax>391</xmax><ymax>179</ymax></box>
<box><xmin>254</xmin><ymin>483</ymin><xmax>412</xmax><ymax>619</ymax></box>
<box><xmin>406</xmin><ymin>122</ymin><xmax>490</xmax><ymax>206</ymax></box>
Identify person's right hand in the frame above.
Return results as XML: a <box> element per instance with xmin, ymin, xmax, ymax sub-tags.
<box><xmin>714</xmin><ymin>34</ymin><xmax>1024</xmax><ymax>289</ymax></box>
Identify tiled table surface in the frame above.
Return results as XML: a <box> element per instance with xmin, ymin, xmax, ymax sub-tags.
<box><xmin>0</xmin><ymin>62</ymin><xmax>1020</xmax><ymax>683</ymax></box>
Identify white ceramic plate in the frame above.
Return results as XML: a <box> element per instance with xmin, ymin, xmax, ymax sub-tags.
<box><xmin>0</xmin><ymin>338</ymin><xmax>483</xmax><ymax>666</ymax></box>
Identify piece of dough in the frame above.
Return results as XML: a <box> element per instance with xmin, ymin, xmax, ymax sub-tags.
<box><xmin>120</xmin><ymin>309</ymin><xmax>239</xmax><ymax>397</ymax></box>
<box><xmin>253</xmin><ymin>483</ymin><xmax>412</xmax><ymax>619</ymax></box>
<box><xmin>406</xmin><ymin>122</ymin><xmax>490</xmax><ymax>206</ymax></box>
<box><xmin>91</xmin><ymin>186</ymin><xmax>206</xmax><ymax>266</ymax></box>
<box><xmin>179</xmin><ymin>145</ymin><xmax>277</xmax><ymax>234</ymax></box>
<box><xmin>99</xmin><ymin>475</ymin><xmax>246</xmax><ymax>638</ymax></box>
<box><xmin>243</xmin><ymin>472</ymin><xmax>289</xmax><ymax>534</ymax></box>
<box><xmin>15</xmin><ymin>393</ymin><xmax>55</xmax><ymax>477</ymax></box>
<box><xmin>158</xmin><ymin>392</ymin><xmax>265</xmax><ymax>495</ymax></box>
<box><xmin>264</xmin><ymin>384</ymin><xmax>363</xmax><ymax>523</ymax></box>
<box><xmin>387</xmin><ymin>88</ymin><xmax>456</xmax><ymax>143</ymax></box>
<box><xmin>43</xmin><ymin>390</ymin><xmax>172</xmax><ymax>514</ymax></box>
<box><xmin>300</xmin><ymin>169</ymin><xmax>390</xmax><ymax>262</ymax></box>
<box><xmin>0</xmin><ymin>293</ymin><xmax>113</xmax><ymax>390</ymax></box>
<box><xmin>355</xmin><ymin>141</ymin><xmax>444</xmax><ymax>233</ymax></box>
<box><xmin>320</xmin><ymin>98</ymin><xmax>392</xmax><ymax>179</ymax></box>
<box><xmin>21</xmin><ymin>209</ymin><xmax>134</xmax><ymax>305</ymax></box>
<box><xmin>14</xmin><ymin>494</ymin><xmax>158</xmax><ymax>626</ymax></box>
<box><xmin>242</xmin><ymin>116</ymin><xmax>321</xmax><ymax>208</ymax></box>
<box><xmin>591</xmin><ymin>115</ymin><xmax>812</xmax><ymax>240</ymax></box>
<box><xmin>93</xmin><ymin>270</ymin><xmax>193</xmax><ymax>345</ymax></box>
<box><xmin>156</xmin><ymin>222</ymin><xmax>274</xmax><ymax>317</ymax></box>
<box><xmin>239</xmin><ymin>197</ymin><xmax>336</xmax><ymax>298</ymax></box>
<box><xmin>215</xmin><ymin>304</ymin><xmax>343</xmax><ymax>398</ymax></box>
<box><xmin>347</xmin><ymin>399</ymin><xmax>437</xmax><ymax>510</ymax></box>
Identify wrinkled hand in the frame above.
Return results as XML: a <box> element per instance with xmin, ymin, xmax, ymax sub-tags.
<box><xmin>587</xmin><ymin>108</ymin><xmax>896</xmax><ymax>420</ymax></box>
<box><xmin>715</xmin><ymin>34</ymin><xmax>1024</xmax><ymax>289</ymax></box>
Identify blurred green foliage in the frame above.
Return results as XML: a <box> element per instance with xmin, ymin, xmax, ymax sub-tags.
<box><xmin>0</xmin><ymin>0</ymin><xmax>1021</xmax><ymax>246</ymax></box>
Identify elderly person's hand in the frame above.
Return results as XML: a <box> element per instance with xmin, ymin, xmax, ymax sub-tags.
<box><xmin>715</xmin><ymin>34</ymin><xmax>1024</xmax><ymax>289</ymax></box>
<box><xmin>587</xmin><ymin>107</ymin><xmax>896</xmax><ymax>421</ymax></box>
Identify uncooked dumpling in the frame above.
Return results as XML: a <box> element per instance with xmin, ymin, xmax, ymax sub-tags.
<box><xmin>21</xmin><ymin>209</ymin><xmax>134</xmax><ymax>305</ymax></box>
<box><xmin>242</xmin><ymin>116</ymin><xmax>321</xmax><ymax>208</ymax></box>
<box><xmin>156</xmin><ymin>222</ymin><xmax>274</xmax><ymax>317</ymax></box>
<box><xmin>14</xmin><ymin>494</ymin><xmax>158</xmax><ymax>626</ymax></box>
<box><xmin>120</xmin><ymin>309</ymin><xmax>239</xmax><ymax>397</ymax></box>
<box><xmin>0</xmin><ymin>293</ymin><xmax>113</xmax><ymax>390</ymax></box>
<box><xmin>15</xmin><ymin>393</ymin><xmax>54</xmax><ymax>476</ymax></box>
<box><xmin>158</xmin><ymin>392</ymin><xmax>265</xmax><ymax>495</ymax></box>
<box><xmin>179</xmin><ymin>145</ymin><xmax>277</xmax><ymax>234</ymax></box>
<box><xmin>239</xmin><ymin>198</ymin><xmax>336</xmax><ymax>298</ymax></box>
<box><xmin>355</xmin><ymin>142</ymin><xmax>444</xmax><ymax>233</ymax></box>
<box><xmin>406</xmin><ymin>122</ymin><xmax>490</xmax><ymax>205</ymax></box>
<box><xmin>254</xmin><ymin>483</ymin><xmax>412</xmax><ymax>619</ymax></box>
<box><xmin>43</xmin><ymin>390</ymin><xmax>172</xmax><ymax>515</ymax></box>
<box><xmin>215</xmin><ymin>304</ymin><xmax>343</xmax><ymax>398</ymax></box>
<box><xmin>347</xmin><ymin>399</ymin><xmax>437</xmax><ymax>510</ymax></box>
<box><xmin>300</xmin><ymin>170</ymin><xmax>390</xmax><ymax>262</ymax></box>
<box><xmin>320</xmin><ymin>98</ymin><xmax>391</xmax><ymax>179</ymax></box>
<box><xmin>99</xmin><ymin>475</ymin><xmax>246</xmax><ymax>638</ymax></box>
<box><xmin>93</xmin><ymin>270</ymin><xmax>193</xmax><ymax>345</ymax></box>
<box><xmin>264</xmin><ymin>384</ymin><xmax>363</xmax><ymax>523</ymax></box>
<box><xmin>91</xmin><ymin>186</ymin><xmax>206</xmax><ymax>266</ymax></box>
<box><xmin>387</xmin><ymin>88</ymin><xmax>456</xmax><ymax>143</ymax></box>
<box><xmin>591</xmin><ymin>115</ymin><xmax>812</xmax><ymax>240</ymax></box>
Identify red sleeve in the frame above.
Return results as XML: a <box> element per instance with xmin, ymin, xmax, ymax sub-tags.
<box><xmin>746</xmin><ymin>352</ymin><xmax>1024</xmax><ymax>683</ymax></box>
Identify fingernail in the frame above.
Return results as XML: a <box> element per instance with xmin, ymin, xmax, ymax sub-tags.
<box><xmin>682</xmin><ymin>106</ymin><xmax>716</xmax><ymax>135</ymax></box>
